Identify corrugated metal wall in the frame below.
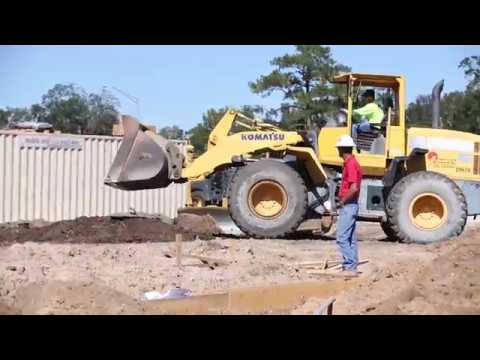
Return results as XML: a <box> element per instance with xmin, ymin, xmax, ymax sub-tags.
<box><xmin>0</xmin><ymin>131</ymin><xmax>187</xmax><ymax>223</ymax></box>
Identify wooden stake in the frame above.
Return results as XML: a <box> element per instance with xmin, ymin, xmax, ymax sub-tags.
<box><xmin>294</xmin><ymin>259</ymin><xmax>342</xmax><ymax>267</ymax></box>
<box><xmin>314</xmin><ymin>297</ymin><xmax>336</xmax><ymax>315</ymax></box>
<box><xmin>163</xmin><ymin>251</ymin><xmax>229</xmax><ymax>269</ymax></box>
<box><xmin>307</xmin><ymin>260</ymin><xmax>370</xmax><ymax>275</ymax></box>
<box><xmin>176</xmin><ymin>233</ymin><xmax>182</xmax><ymax>268</ymax></box>
<box><xmin>322</xmin><ymin>259</ymin><xmax>329</xmax><ymax>270</ymax></box>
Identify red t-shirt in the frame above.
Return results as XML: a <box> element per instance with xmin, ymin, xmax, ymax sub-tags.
<box><xmin>339</xmin><ymin>154</ymin><xmax>363</xmax><ymax>203</ymax></box>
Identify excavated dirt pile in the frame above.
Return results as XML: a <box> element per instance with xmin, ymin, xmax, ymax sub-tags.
<box><xmin>0</xmin><ymin>214</ymin><xmax>219</xmax><ymax>247</ymax></box>
<box><xmin>369</xmin><ymin>226</ymin><xmax>480</xmax><ymax>314</ymax></box>
<box><xmin>175</xmin><ymin>213</ymin><xmax>221</xmax><ymax>235</ymax></box>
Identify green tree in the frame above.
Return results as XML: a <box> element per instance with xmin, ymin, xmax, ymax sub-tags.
<box><xmin>41</xmin><ymin>84</ymin><xmax>90</xmax><ymax>133</ymax></box>
<box><xmin>406</xmin><ymin>95</ymin><xmax>433</xmax><ymax>127</ymax></box>
<box><xmin>407</xmin><ymin>91</ymin><xmax>480</xmax><ymax>134</ymax></box>
<box><xmin>30</xmin><ymin>103</ymin><xmax>46</xmax><ymax>121</ymax></box>
<box><xmin>85</xmin><ymin>88</ymin><xmax>119</xmax><ymax>135</ymax></box>
<box><xmin>0</xmin><ymin>104</ymin><xmax>49</xmax><ymax>128</ymax></box>
<box><xmin>41</xmin><ymin>84</ymin><xmax>119</xmax><ymax>135</ymax></box>
<box><xmin>159</xmin><ymin>125</ymin><xmax>184</xmax><ymax>140</ymax></box>
<box><xmin>406</xmin><ymin>55</ymin><xmax>480</xmax><ymax>134</ymax></box>
<box><xmin>249</xmin><ymin>45</ymin><xmax>350</xmax><ymax>129</ymax></box>
<box><xmin>0</xmin><ymin>109</ymin><xmax>10</xmax><ymax>129</ymax></box>
<box><xmin>441</xmin><ymin>91</ymin><xmax>468</xmax><ymax>131</ymax></box>
<box><xmin>187</xmin><ymin>105</ymin><xmax>264</xmax><ymax>155</ymax></box>
<box><xmin>459</xmin><ymin>55</ymin><xmax>480</xmax><ymax>92</ymax></box>
<box><xmin>459</xmin><ymin>56</ymin><xmax>480</xmax><ymax>134</ymax></box>
<box><xmin>1</xmin><ymin>85</ymin><xmax>119</xmax><ymax>134</ymax></box>
<box><xmin>0</xmin><ymin>107</ymin><xmax>34</xmax><ymax>127</ymax></box>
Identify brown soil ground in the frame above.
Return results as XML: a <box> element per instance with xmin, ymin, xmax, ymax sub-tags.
<box><xmin>1</xmin><ymin>217</ymin><xmax>479</xmax><ymax>315</ymax></box>
<box><xmin>292</xmin><ymin>224</ymin><xmax>480</xmax><ymax>315</ymax></box>
<box><xmin>0</xmin><ymin>302</ymin><xmax>21</xmax><ymax>315</ymax></box>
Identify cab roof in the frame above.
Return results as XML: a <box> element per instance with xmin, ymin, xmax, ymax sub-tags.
<box><xmin>333</xmin><ymin>73</ymin><xmax>404</xmax><ymax>87</ymax></box>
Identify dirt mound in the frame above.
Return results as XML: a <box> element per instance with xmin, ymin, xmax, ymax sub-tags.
<box><xmin>0</xmin><ymin>215</ymin><xmax>218</xmax><ymax>247</ymax></box>
<box><xmin>345</xmin><ymin>226</ymin><xmax>480</xmax><ymax>315</ymax></box>
<box><xmin>0</xmin><ymin>302</ymin><xmax>21</xmax><ymax>315</ymax></box>
<box><xmin>289</xmin><ymin>225</ymin><xmax>480</xmax><ymax>315</ymax></box>
<box><xmin>373</xmin><ymin>229</ymin><xmax>480</xmax><ymax>314</ymax></box>
<box><xmin>176</xmin><ymin>213</ymin><xmax>221</xmax><ymax>235</ymax></box>
<box><xmin>13</xmin><ymin>281</ymin><xmax>146</xmax><ymax>315</ymax></box>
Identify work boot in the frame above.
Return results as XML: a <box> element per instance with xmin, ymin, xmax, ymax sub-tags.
<box><xmin>341</xmin><ymin>269</ymin><xmax>359</xmax><ymax>277</ymax></box>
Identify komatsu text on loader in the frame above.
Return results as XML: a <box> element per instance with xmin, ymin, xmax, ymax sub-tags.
<box><xmin>105</xmin><ymin>73</ymin><xmax>480</xmax><ymax>244</ymax></box>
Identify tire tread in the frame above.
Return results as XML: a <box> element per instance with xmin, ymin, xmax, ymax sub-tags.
<box><xmin>385</xmin><ymin>171</ymin><xmax>467</xmax><ymax>244</ymax></box>
<box><xmin>228</xmin><ymin>160</ymin><xmax>307</xmax><ymax>239</ymax></box>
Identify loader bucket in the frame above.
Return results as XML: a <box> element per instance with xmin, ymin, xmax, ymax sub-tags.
<box><xmin>105</xmin><ymin>115</ymin><xmax>173</xmax><ymax>190</ymax></box>
<box><xmin>177</xmin><ymin>207</ymin><xmax>245</xmax><ymax>237</ymax></box>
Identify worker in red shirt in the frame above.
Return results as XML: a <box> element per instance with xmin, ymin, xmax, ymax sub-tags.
<box><xmin>335</xmin><ymin>135</ymin><xmax>363</xmax><ymax>276</ymax></box>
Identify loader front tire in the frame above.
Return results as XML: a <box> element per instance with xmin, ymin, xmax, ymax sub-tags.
<box><xmin>228</xmin><ymin>160</ymin><xmax>307</xmax><ymax>238</ymax></box>
<box><xmin>380</xmin><ymin>220</ymin><xmax>399</xmax><ymax>241</ymax></box>
<box><xmin>386</xmin><ymin>171</ymin><xmax>467</xmax><ymax>244</ymax></box>
<box><xmin>191</xmin><ymin>190</ymin><xmax>207</xmax><ymax>207</ymax></box>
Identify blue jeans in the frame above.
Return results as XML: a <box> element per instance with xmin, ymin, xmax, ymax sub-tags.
<box><xmin>352</xmin><ymin>119</ymin><xmax>374</xmax><ymax>140</ymax></box>
<box><xmin>336</xmin><ymin>203</ymin><xmax>359</xmax><ymax>271</ymax></box>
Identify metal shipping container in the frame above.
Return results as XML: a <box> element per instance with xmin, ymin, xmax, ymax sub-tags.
<box><xmin>0</xmin><ymin>131</ymin><xmax>187</xmax><ymax>223</ymax></box>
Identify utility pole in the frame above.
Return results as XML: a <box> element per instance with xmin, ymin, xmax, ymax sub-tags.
<box><xmin>112</xmin><ymin>86</ymin><xmax>141</xmax><ymax>119</ymax></box>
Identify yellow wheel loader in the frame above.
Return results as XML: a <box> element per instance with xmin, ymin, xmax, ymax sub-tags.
<box><xmin>105</xmin><ymin>73</ymin><xmax>480</xmax><ymax>244</ymax></box>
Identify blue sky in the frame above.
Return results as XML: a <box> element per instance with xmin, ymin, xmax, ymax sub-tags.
<box><xmin>0</xmin><ymin>45</ymin><xmax>478</xmax><ymax>130</ymax></box>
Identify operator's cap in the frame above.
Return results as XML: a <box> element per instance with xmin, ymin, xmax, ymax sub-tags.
<box><xmin>362</xmin><ymin>89</ymin><xmax>375</xmax><ymax>99</ymax></box>
<box><xmin>336</xmin><ymin>135</ymin><xmax>355</xmax><ymax>148</ymax></box>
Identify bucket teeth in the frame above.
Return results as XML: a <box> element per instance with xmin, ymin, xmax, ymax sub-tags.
<box><xmin>177</xmin><ymin>207</ymin><xmax>245</xmax><ymax>237</ymax></box>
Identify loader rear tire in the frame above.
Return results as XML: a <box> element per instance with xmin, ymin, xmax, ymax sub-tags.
<box><xmin>386</xmin><ymin>171</ymin><xmax>467</xmax><ymax>244</ymax></box>
<box><xmin>228</xmin><ymin>160</ymin><xmax>307</xmax><ymax>238</ymax></box>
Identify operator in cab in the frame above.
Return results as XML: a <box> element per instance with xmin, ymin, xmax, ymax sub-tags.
<box><xmin>352</xmin><ymin>89</ymin><xmax>384</xmax><ymax>141</ymax></box>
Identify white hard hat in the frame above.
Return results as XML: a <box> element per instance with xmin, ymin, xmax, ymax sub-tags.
<box><xmin>336</xmin><ymin>135</ymin><xmax>355</xmax><ymax>148</ymax></box>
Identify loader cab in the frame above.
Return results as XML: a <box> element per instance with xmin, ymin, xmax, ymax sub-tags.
<box><xmin>318</xmin><ymin>73</ymin><xmax>407</xmax><ymax>176</ymax></box>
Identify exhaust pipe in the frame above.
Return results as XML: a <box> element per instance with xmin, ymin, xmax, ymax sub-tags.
<box><xmin>432</xmin><ymin>80</ymin><xmax>444</xmax><ymax>129</ymax></box>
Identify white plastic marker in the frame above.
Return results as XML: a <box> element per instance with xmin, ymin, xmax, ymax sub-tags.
<box><xmin>144</xmin><ymin>288</ymin><xmax>192</xmax><ymax>301</ymax></box>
